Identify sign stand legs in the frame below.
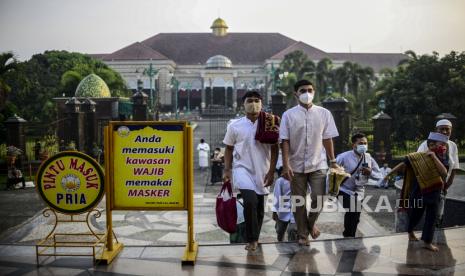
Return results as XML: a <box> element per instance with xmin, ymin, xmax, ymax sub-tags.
<box><xmin>97</xmin><ymin>126</ymin><xmax>123</xmax><ymax>264</ymax></box>
<box><xmin>182</xmin><ymin>126</ymin><xmax>198</xmax><ymax>264</ymax></box>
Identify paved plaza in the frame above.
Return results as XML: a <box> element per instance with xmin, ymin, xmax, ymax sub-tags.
<box><xmin>0</xmin><ymin>227</ymin><xmax>464</xmax><ymax>275</ymax></box>
<box><xmin>0</xmin><ymin>120</ymin><xmax>465</xmax><ymax>275</ymax></box>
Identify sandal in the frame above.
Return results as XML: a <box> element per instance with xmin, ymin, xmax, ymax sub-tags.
<box><xmin>245</xmin><ymin>242</ymin><xmax>257</xmax><ymax>251</ymax></box>
<box><xmin>298</xmin><ymin>238</ymin><xmax>310</xmax><ymax>246</ymax></box>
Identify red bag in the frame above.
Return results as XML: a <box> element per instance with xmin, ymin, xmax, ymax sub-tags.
<box><xmin>216</xmin><ymin>180</ymin><xmax>237</xmax><ymax>233</ymax></box>
<box><xmin>255</xmin><ymin>111</ymin><xmax>280</xmax><ymax>144</ymax></box>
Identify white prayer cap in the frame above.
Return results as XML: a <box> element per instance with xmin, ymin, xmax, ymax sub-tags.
<box><xmin>436</xmin><ymin>119</ymin><xmax>452</xmax><ymax>127</ymax></box>
<box><xmin>428</xmin><ymin>132</ymin><xmax>449</xmax><ymax>143</ymax></box>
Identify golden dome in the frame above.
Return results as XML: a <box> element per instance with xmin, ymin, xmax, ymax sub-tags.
<box><xmin>211</xmin><ymin>18</ymin><xmax>228</xmax><ymax>36</ymax></box>
<box><xmin>211</xmin><ymin>18</ymin><xmax>228</xmax><ymax>29</ymax></box>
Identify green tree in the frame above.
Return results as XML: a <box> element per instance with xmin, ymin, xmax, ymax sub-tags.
<box><xmin>3</xmin><ymin>50</ymin><xmax>130</xmax><ymax>124</ymax></box>
<box><xmin>330</xmin><ymin>66</ymin><xmax>348</xmax><ymax>94</ymax></box>
<box><xmin>375</xmin><ymin>51</ymin><xmax>465</xmax><ymax>142</ymax></box>
<box><xmin>315</xmin><ymin>58</ymin><xmax>333</xmax><ymax>99</ymax></box>
<box><xmin>0</xmin><ymin>52</ymin><xmax>18</xmax><ymax>111</ymax></box>
<box><xmin>0</xmin><ymin>52</ymin><xmax>19</xmax><ymax>144</ymax></box>
<box><xmin>61</xmin><ymin>70</ymin><xmax>83</xmax><ymax>97</ymax></box>
<box><xmin>276</xmin><ymin>50</ymin><xmax>316</xmax><ymax>105</ymax></box>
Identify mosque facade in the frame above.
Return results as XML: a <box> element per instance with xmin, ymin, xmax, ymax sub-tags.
<box><xmin>90</xmin><ymin>18</ymin><xmax>405</xmax><ymax>112</ymax></box>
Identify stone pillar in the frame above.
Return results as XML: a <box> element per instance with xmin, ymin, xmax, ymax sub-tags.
<box><xmin>5</xmin><ymin>114</ymin><xmax>27</xmax><ymax>166</ymax></box>
<box><xmin>372</xmin><ymin>111</ymin><xmax>392</xmax><ymax>164</ymax></box>
<box><xmin>200</xmin><ymin>78</ymin><xmax>206</xmax><ymax>113</ymax></box>
<box><xmin>271</xmin><ymin>90</ymin><xmax>287</xmax><ymax>118</ymax></box>
<box><xmin>322</xmin><ymin>98</ymin><xmax>350</xmax><ymax>155</ymax></box>
<box><xmin>65</xmin><ymin>97</ymin><xmax>85</xmax><ymax>151</ymax></box>
<box><xmin>436</xmin><ymin>113</ymin><xmax>457</xmax><ymax>141</ymax></box>
<box><xmin>132</xmin><ymin>91</ymin><xmax>149</xmax><ymax>121</ymax></box>
<box><xmin>82</xmin><ymin>98</ymin><xmax>97</xmax><ymax>155</ymax></box>
<box><xmin>224</xmin><ymin>86</ymin><xmax>228</xmax><ymax>107</ymax></box>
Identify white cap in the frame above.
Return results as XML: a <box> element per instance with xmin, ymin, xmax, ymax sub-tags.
<box><xmin>436</xmin><ymin>119</ymin><xmax>452</xmax><ymax>127</ymax></box>
<box><xmin>428</xmin><ymin>132</ymin><xmax>449</xmax><ymax>143</ymax></box>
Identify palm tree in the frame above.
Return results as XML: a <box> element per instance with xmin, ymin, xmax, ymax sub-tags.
<box><xmin>281</xmin><ymin>50</ymin><xmax>316</xmax><ymax>80</ymax></box>
<box><xmin>357</xmin><ymin>66</ymin><xmax>376</xmax><ymax>118</ymax></box>
<box><xmin>330</xmin><ymin>66</ymin><xmax>349</xmax><ymax>95</ymax></box>
<box><xmin>342</xmin><ymin>61</ymin><xmax>364</xmax><ymax>98</ymax></box>
<box><xmin>316</xmin><ymin>58</ymin><xmax>333</xmax><ymax>98</ymax></box>
<box><xmin>0</xmin><ymin>52</ymin><xmax>18</xmax><ymax>111</ymax></box>
<box><xmin>61</xmin><ymin>70</ymin><xmax>83</xmax><ymax>97</ymax></box>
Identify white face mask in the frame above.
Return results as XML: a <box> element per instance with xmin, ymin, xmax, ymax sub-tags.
<box><xmin>356</xmin><ymin>144</ymin><xmax>368</xmax><ymax>154</ymax></box>
<box><xmin>244</xmin><ymin>102</ymin><xmax>262</xmax><ymax>114</ymax></box>
<box><xmin>298</xmin><ymin>92</ymin><xmax>314</xmax><ymax>105</ymax></box>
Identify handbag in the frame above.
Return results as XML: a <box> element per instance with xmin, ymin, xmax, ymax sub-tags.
<box><xmin>328</xmin><ymin>168</ymin><xmax>350</xmax><ymax>196</ymax></box>
<box><xmin>327</xmin><ymin>155</ymin><xmax>364</xmax><ymax>196</ymax></box>
<box><xmin>216</xmin><ymin>180</ymin><xmax>237</xmax><ymax>233</ymax></box>
<box><xmin>255</xmin><ymin>111</ymin><xmax>280</xmax><ymax>144</ymax></box>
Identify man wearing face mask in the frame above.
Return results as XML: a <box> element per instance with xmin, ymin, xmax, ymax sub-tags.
<box><xmin>280</xmin><ymin>79</ymin><xmax>339</xmax><ymax>246</ymax></box>
<box><xmin>223</xmin><ymin>91</ymin><xmax>279</xmax><ymax>251</ymax></box>
<box><xmin>386</xmin><ymin>132</ymin><xmax>449</xmax><ymax>252</ymax></box>
<box><xmin>417</xmin><ymin>119</ymin><xmax>459</xmax><ymax>227</ymax></box>
<box><xmin>417</xmin><ymin>119</ymin><xmax>459</xmax><ymax>192</ymax></box>
<box><xmin>336</xmin><ymin>133</ymin><xmax>382</xmax><ymax>237</ymax></box>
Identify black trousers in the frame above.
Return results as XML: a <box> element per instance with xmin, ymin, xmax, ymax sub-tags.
<box><xmin>408</xmin><ymin>191</ymin><xmax>440</xmax><ymax>243</ymax></box>
<box><xmin>339</xmin><ymin>191</ymin><xmax>361</xmax><ymax>237</ymax></box>
<box><xmin>210</xmin><ymin>162</ymin><xmax>223</xmax><ymax>184</ymax></box>
<box><xmin>7</xmin><ymin>177</ymin><xmax>26</xmax><ymax>189</ymax></box>
<box><xmin>239</xmin><ymin>189</ymin><xmax>264</xmax><ymax>243</ymax></box>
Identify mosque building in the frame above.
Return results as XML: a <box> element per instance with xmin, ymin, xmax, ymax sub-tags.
<box><xmin>90</xmin><ymin>18</ymin><xmax>405</xmax><ymax>112</ymax></box>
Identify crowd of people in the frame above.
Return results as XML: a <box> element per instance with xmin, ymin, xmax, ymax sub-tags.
<box><xmin>211</xmin><ymin>78</ymin><xmax>460</xmax><ymax>252</ymax></box>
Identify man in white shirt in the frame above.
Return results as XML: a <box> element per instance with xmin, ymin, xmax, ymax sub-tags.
<box><xmin>280</xmin><ymin>79</ymin><xmax>339</xmax><ymax>246</ymax></box>
<box><xmin>417</xmin><ymin>119</ymin><xmax>460</xmax><ymax>191</ymax></box>
<box><xmin>196</xmin><ymin>139</ymin><xmax>210</xmax><ymax>171</ymax></box>
<box><xmin>336</xmin><ymin>133</ymin><xmax>382</xmax><ymax>237</ymax></box>
<box><xmin>377</xmin><ymin>163</ymin><xmax>392</xmax><ymax>188</ymax></box>
<box><xmin>223</xmin><ymin>91</ymin><xmax>279</xmax><ymax>251</ymax></box>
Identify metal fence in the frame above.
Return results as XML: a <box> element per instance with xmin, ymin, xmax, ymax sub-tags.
<box><xmin>204</xmin><ymin>106</ymin><xmax>237</xmax><ymax>150</ymax></box>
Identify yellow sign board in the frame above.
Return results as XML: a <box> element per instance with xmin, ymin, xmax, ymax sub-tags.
<box><xmin>36</xmin><ymin>151</ymin><xmax>105</xmax><ymax>214</ymax></box>
<box><xmin>110</xmin><ymin>122</ymin><xmax>187</xmax><ymax>210</ymax></box>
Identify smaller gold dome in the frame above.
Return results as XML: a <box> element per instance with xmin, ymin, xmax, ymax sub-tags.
<box><xmin>211</xmin><ymin>18</ymin><xmax>228</xmax><ymax>36</ymax></box>
<box><xmin>211</xmin><ymin>18</ymin><xmax>228</xmax><ymax>29</ymax></box>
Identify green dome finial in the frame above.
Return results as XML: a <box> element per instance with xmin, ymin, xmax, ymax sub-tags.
<box><xmin>75</xmin><ymin>74</ymin><xmax>111</xmax><ymax>98</ymax></box>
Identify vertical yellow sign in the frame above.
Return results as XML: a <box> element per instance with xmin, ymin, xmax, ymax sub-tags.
<box><xmin>112</xmin><ymin>123</ymin><xmax>186</xmax><ymax>209</ymax></box>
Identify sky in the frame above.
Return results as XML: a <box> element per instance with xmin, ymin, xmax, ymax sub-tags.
<box><xmin>1</xmin><ymin>0</ymin><xmax>464</xmax><ymax>61</ymax></box>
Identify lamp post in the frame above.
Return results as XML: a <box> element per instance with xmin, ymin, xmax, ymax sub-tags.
<box><xmin>142</xmin><ymin>64</ymin><xmax>159</xmax><ymax>118</ymax></box>
<box><xmin>378</xmin><ymin>98</ymin><xmax>386</xmax><ymax>113</ymax></box>
<box><xmin>169</xmin><ymin>73</ymin><xmax>180</xmax><ymax>120</ymax></box>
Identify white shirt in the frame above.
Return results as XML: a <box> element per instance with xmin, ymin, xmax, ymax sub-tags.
<box><xmin>223</xmin><ymin>117</ymin><xmax>271</xmax><ymax>195</ymax></box>
<box><xmin>197</xmin><ymin>142</ymin><xmax>210</xmax><ymax>167</ymax></box>
<box><xmin>380</xmin><ymin>167</ymin><xmax>392</xmax><ymax>177</ymax></box>
<box><xmin>272</xmin><ymin>177</ymin><xmax>295</xmax><ymax>223</ymax></box>
<box><xmin>280</xmin><ymin>104</ymin><xmax>339</xmax><ymax>173</ymax></box>
<box><xmin>337</xmin><ymin>151</ymin><xmax>382</xmax><ymax>199</ymax></box>
<box><xmin>417</xmin><ymin>140</ymin><xmax>459</xmax><ymax>181</ymax></box>
<box><xmin>236</xmin><ymin>198</ymin><xmax>245</xmax><ymax>224</ymax></box>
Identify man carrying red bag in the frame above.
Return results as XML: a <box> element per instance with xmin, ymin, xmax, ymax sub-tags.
<box><xmin>223</xmin><ymin>91</ymin><xmax>279</xmax><ymax>251</ymax></box>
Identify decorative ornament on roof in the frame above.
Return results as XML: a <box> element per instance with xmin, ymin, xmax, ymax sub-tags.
<box><xmin>211</xmin><ymin>17</ymin><xmax>228</xmax><ymax>36</ymax></box>
<box><xmin>74</xmin><ymin>74</ymin><xmax>111</xmax><ymax>98</ymax></box>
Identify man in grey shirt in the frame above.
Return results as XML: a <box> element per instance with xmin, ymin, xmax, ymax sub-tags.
<box><xmin>336</xmin><ymin>133</ymin><xmax>382</xmax><ymax>237</ymax></box>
